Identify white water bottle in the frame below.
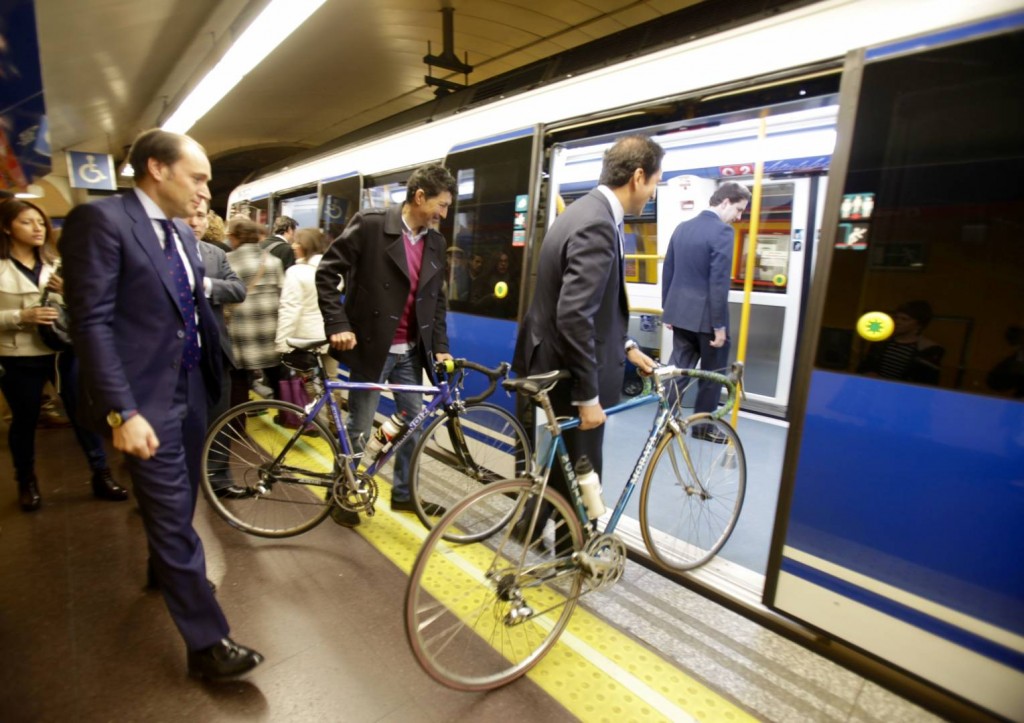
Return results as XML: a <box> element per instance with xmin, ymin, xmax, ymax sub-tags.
<box><xmin>360</xmin><ymin>412</ymin><xmax>406</xmax><ymax>467</ymax></box>
<box><xmin>575</xmin><ymin>455</ymin><xmax>606</xmax><ymax>519</ymax></box>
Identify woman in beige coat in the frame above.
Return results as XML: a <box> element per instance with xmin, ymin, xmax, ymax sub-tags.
<box><xmin>0</xmin><ymin>199</ymin><xmax>127</xmax><ymax>510</ymax></box>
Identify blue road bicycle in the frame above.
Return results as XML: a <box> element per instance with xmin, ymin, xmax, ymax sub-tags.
<box><xmin>200</xmin><ymin>339</ymin><xmax>531</xmax><ymax>538</ymax></box>
<box><xmin>405</xmin><ymin>363</ymin><xmax>745</xmax><ymax>690</ymax></box>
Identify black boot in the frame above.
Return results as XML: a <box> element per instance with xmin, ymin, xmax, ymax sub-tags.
<box><xmin>18</xmin><ymin>475</ymin><xmax>41</xmax><ymax>512</ymax></box>
<box><xmin>92</xmin><ymin>468</ymin><xmax>129</xmax><ymax>501</ymax></box>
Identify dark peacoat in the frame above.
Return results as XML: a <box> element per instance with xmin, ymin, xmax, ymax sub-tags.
<box><xmin>315</xmin><ymin>204</ymin><xmax>449</xmax><ymax>380</ymax></box>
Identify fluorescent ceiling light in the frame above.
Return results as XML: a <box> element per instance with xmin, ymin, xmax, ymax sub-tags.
<box><xmin>161</xmin><ymin>0</ymin><xmax>327</xmax><ymax>133</ymax></box>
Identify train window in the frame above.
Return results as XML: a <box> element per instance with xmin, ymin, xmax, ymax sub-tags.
<box><xmin>732</xmin><ymin>182</ymin><xmax>795</xmax><ymax>294</ymax></box>
<box><xmin>319</xmin><ymin>175</ymin><xmax>361</xmax><ymax>240</ymax></box>
<box><xmin>441</xmin><ymin>134</ymin><xmax>534</xmax><ymax>320</ymax></box>
<box><xmin>277</xmin><ymin>191</ymin><xmax>318</xmax><ymax>229</ymax></box>
<box><xmin>817</xmin><ymin>30</ymin><xmax>1024</xmax><ymax>397</ymax></box>
<box><xmin>230</xmin><ymin>197</ymin><xmax>269</xmax><ymax>227</ymax></box>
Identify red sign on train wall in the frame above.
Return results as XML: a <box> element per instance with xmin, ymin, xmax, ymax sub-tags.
<box><xmin>720</xmin><ymin>164</ymin><xmax>754</xmax><ymax>177</ymax></box>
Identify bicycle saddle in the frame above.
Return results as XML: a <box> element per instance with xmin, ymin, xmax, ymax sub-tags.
<box><xmin>286</xmin><ymin>338</ymin><xmax>329</xmax><ymax>351</ymax></box>
<box><xmin>502</xmin><ymin>370</ymin><xmax>571</xmax><ymax>397</ymax></box>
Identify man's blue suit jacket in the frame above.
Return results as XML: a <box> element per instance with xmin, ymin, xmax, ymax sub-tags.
<box><xmin>661</xmin><ymin>209</ymin><xmax>734</xmax><ymax>334</ymax></box>
<box><xmin>61</xmin><ymin>191</ymin><xmax>222</xmax><ymax>432</ymax></box>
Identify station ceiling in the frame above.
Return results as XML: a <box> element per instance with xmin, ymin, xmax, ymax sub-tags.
<box><xmin>34</xmin><ymin>0</ymin><xmax>724</xmax><ymax>203</ymax></box>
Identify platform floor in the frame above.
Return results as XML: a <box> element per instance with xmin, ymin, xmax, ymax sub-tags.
<box><xmin>0</xmin><ymin>423</ymin><xmax>942</xmax><ymax>722</ymax></box>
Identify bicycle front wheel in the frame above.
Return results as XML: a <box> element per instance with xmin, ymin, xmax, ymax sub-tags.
<box><xmin>405</xmin><ymin>479</ymin><xmax>585</xmax><ymax>691</ymax></box>
<box><xmin>408</xmin><ymin>402</ymin><xmax>531</xmax><ymax>535</ymax></box>
<box><xmin>201</xmin><ymin>400</ymin><xmax>340</xmax><ymax>537</ymax></box>
<box><xmin>639</xmin><ymin>416</ymin><xmax>746</xmax><ymax>572</ymax></box>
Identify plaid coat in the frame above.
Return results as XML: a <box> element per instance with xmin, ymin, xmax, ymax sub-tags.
<box><xmin>225</xmin><ymin>243</ymin><xmax>283</xmax><ymax>370</ymax></box>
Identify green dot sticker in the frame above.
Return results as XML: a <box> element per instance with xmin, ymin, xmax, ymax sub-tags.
<box><xmin>856</xmin><ymin>311</ymin><xmax>894</xmax><ymax>342</ymax></box>
<box><xmin>494</xmin><ymin>281</ymin><xmax>508</xmax><ymax>299</ymax></box>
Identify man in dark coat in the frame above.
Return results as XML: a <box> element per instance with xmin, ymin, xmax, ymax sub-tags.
<box><xmin>316</xmin><ymin>164</ymin><xmax>456</xmax><ymax>525</ymax></box>
<box><xmin>62</xmin><ymin>129</ymin><xmax>263</xmax><ymax>681</ymax></box>
<box><xmin>662</xmin><ymin>181</ymin><xmax>749</xmax><ymax>440</ymax></box>
<box><xmin>514</xmin><ymin>135</ymin><xmax>660</xmax><ymax>512</ymax></box>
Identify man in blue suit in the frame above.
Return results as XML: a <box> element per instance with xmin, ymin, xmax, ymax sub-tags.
<box><xmin>662</xmin><ymin>181</ymin><xmax>750</xmax><ymax>441</ymax></box>
<box><xmin>61</xmin><ymin>129</ymin><xmax>263</xmax><ymax>681</ymax></box>
<box><xmin>514</xmin><ymin>135</ymin><xmax>660</xmax><ymax>513</ymax></box>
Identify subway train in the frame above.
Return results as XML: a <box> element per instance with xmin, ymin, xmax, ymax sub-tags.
<box><xmin>227</xmin><ymin>1</ymin><xmax>1023</xmax><ymax>719</ymax></box>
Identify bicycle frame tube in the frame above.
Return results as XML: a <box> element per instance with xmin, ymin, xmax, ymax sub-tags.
<box><xmin>319</xmin><ymin>378</ymin><xmax>451</xmax><ymax>478</ymax></box>
<box><xmin>545</xmin><ymin>391</ymin><xmax>661</xmax><ymax>528</ymax></box>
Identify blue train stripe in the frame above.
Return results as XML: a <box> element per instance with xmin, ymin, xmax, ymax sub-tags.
<box><xmin>449</xmin><ymin>127</ymin><xmax>533</xmax><ymax>153</ymax></box>
<box><xmin>866</xmin><ymin>10</ymin><xmax>1024</xmax><ymax>60</ymax></box>
<box><xmin>781</xmin><ymin>556</ymin><xmax>1024</xmax><ymax>671</ymax></box>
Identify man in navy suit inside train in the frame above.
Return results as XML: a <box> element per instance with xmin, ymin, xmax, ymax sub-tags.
<box><xmin>661</xmin><ymin>181</ymin><xmax>750</xmax><ymax>442</ymax></box>
<box><xmin>514</xmin><ymin>135</ymin><xmax>660</xmax><ymax>517</ymax></box>
<box><xmin>61</xmin><ymin>129</ymin><xmax>263</xmax><ymax>681</ymax></box>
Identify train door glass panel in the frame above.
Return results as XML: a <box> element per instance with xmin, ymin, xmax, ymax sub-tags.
<box><xmin>319</xmin><ymin>174</ymin><xmax>361</xmax><ymax>239</ymax></box>
<box><xmin>440</xmin><ymin>134</ymin><xmax>534</xmax><ymax>321</ymax></box>
<box><xmin>771</xmin><ymin>26</ymin><xmax>1024</xmax><ymax>720</ymax></box>
<box><xmin>277</xmin><ymin>189</ymin><xmax>319</xmax><ymax>229</ymax></box>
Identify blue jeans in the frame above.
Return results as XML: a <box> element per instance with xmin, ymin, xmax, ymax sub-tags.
<box><xmin>346</xmin><ymin>349</ymin><xmax>423</xmax><ymax>501</ymax></box>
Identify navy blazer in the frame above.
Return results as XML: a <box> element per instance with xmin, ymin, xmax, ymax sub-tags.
<box><xmin>513</xmin><ymin>189</ymin><xmax>628</xmax><ymax>406</ymax></box>
<box><xmin>197</xmin><ymin>240</ymin><xmax>245</xmax><ymax>368</ymax></box>
<box><xmin>661</xmin><ymin>210</ymin><xmax>734</xmax><ymax>334</ymax></box>
<box><xmin>61</xmin><ymin>191</ymin><xmax>223</xmax><ymax>432</ymax></box>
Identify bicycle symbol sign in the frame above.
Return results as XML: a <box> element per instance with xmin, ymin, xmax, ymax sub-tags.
<box><xmin>66</xmin><ymin>150</ymin><xmax>117</xmax><ymax>191</ymax></box>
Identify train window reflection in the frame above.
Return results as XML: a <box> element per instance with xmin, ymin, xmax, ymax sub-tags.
<box><xmin>441</xmin><ymin>135</ymin><xmax>533</xmax><ymax>320</ymax></box>
<box><xmin>817</xmin><ymin>30</ymin><xmax>1024</xmax><ymax>397</ymax></box>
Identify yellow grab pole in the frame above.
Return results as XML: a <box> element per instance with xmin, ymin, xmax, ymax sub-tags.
<box><xmin>732</xmin><ymin>109</ymin><xmax>768</xmax><ymax>429</ymax></box>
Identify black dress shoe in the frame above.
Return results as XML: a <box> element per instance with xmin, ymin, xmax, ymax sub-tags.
<box><xmin>329</xmin><ymin>505</ymin><xmax>360</xmax><ymax>527</ymax></box>
<box><xmin>92</xmin><ymin>468</ymin><xmax>129</xmax><ymax>501</ymax></box>
<box><xmin>391</xmin><ymin>497</ymin><xmax>446</xmax><ymax>516</ymax></box>
<box><xmin>18</xmin><ymin>476</ymin><xmax>41</xmax><ymax>512</ymax></box>
<box><xmin>214</xmin><ymin>485</ymin><xmax>249</xmax><ymax>499</ymax></box>
<box><xmin>187</xmin><ymin>638</ymin><xmax>264</xmax><ymax>681</ymax></box>
<box><xmin>691</xmin><ymin>426</ymin><xmax>730</xmax><ymax>444</ymax></box>
<box><xmin>146</xmin><ymin>563</ymin><xmax>217</xmax><ymax>593</ymax></box>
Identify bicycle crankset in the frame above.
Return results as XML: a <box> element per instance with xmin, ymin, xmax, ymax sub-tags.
<box><xmin>332</xmin><ymin>472</ymin><xmax>378</xmax><ymax>515</ymax></box>
<box><xmin>580</xmin><ymin>533</ymin><xmax>627</xmax><ymax>592</ymax></box>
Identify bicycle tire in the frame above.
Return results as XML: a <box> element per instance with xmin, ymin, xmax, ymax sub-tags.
<box><xmin>201</xmin><ymin>399</ymin><xmax>340</xmax><ymax>537</ymax></box>
<box><xmin>408</xmin><ymin>402</ymin><xmax>531</xmax><ymax>540</ymax></box>
<box><xmin>405</xmin><ymin>479</ymin><xmax>585</xmax><ymax>691</ymax></box>
<box><xmin>638</xmin><ymin>415</ymin><xmax>746</xmax><ymax>572</ymax></box>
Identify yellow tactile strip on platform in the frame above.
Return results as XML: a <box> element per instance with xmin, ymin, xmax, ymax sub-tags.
<box><xmin>355</xmin><ymin>482</ymin><xmax>755</xmax><ymax>723</ymax></box>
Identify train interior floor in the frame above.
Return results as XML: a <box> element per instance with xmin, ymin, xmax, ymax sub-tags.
<box><xmin>0</xmin><ymin>421</ymin><xmax>942</xmax><ymax>722</ymax></box>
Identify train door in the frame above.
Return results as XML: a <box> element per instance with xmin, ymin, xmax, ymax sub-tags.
<box><xmin>439</xmin><ymin>127</ymin><xmax>541</xmax><ymax>408</ymax></box>
<box><xmin>725</xmin><ymin>179</ymin><xmax>813</xmax><ymax>414</ymax></box>
<box><xmin>318</xmin><ymin>173</ymin><xmax>361</xmax><ymax>239</ymax></box>
<box><xmin>768</xmin><ymin>16</ymin><xmax>1024</xmax><ymax>720</ymax></box>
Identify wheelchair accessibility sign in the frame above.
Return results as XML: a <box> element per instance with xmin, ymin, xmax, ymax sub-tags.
<box><xmin>66</xmin><ymin>151</ymin><xmax>117</xmax><ymax>191</ymax></box>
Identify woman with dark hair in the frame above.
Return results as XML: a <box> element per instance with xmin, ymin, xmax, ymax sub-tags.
<box><xmin>0</xmin><ymin>199</ymin><xmax>127</xmax><ymax>510</ymax></box>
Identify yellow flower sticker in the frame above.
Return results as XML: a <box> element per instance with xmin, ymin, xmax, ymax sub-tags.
<box><xmin>856</xmin><ymin>311</ymin><xmax>894</xmax><ymax>342</ymax></box>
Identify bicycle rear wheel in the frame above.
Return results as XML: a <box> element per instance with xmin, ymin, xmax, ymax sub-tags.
<box><xmin>201</xmin><ymin>400</ymin><xmax>340</xmax><ymax>537</ymax></box>
<box><xmin>408</xmin><ymin>402</ymin><xmax>531</xmax><ymax>537</ymax></box>
<box><xmin>405</xmin><ymin>479</ymin><xmax>585</xmax><ymax>691</ymax></box>
<box><xmin>639</xmin><ymin>416</ymin><xmax>746</xmax><ymax>572</ymax></box>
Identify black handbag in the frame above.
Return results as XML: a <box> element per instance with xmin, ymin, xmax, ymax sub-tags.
<box><xmin>38</xmin><ymin>262</ymin><xmax>73</xmax><ymax>352</ymax></box>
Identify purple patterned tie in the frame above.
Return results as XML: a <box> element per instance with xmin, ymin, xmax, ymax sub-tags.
<box><xmin>158</xmin><ymin>219</ymin><xmax>200</xmax><ymax>371</ymax></box>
